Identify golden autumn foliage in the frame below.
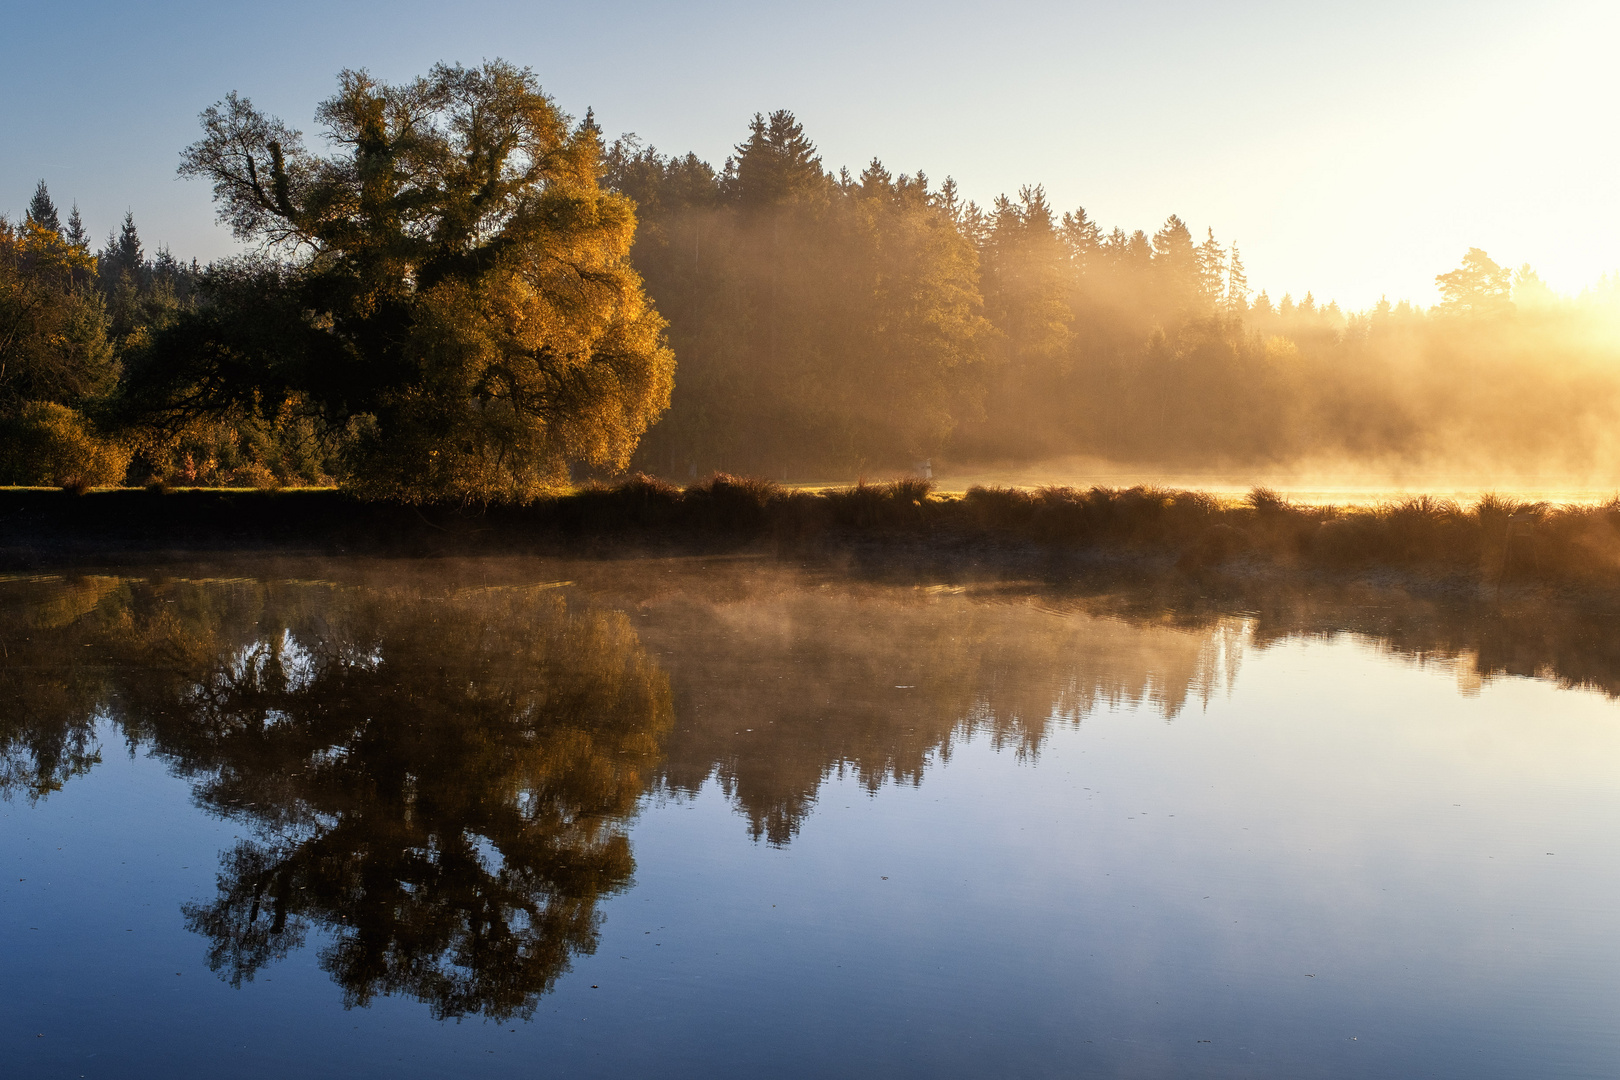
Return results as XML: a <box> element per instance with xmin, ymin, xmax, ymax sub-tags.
<box><xmin>129</xmin><ymin>61</ymin><xmax>673</xmax><ymax>501</ymax></box>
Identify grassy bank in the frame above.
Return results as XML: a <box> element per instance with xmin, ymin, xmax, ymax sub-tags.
<box><xmin>3</xmin><ymin>477</ymin><xmax>1619</xmax><ymax>586</ymax></box>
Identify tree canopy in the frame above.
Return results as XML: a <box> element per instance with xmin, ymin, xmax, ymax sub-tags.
<box><xmin>130</xmin><ymin>61</ymin><xmax>673</xmax><ymax>501</ymax></box>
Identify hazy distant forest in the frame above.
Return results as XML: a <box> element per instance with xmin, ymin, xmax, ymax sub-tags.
<box><xmin>5</xmin><ymin>61</ymin><xmax>1620</xmax><ymax>497</ymax></box>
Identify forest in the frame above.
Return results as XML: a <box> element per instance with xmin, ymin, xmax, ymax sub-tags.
<box><xmin>5</xmin><ymin>61</ymin><xmax>1619</xmax><ymax>498</ymax></box>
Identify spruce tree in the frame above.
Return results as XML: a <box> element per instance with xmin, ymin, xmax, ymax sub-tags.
<box><xmin>726</xmin><ymin>110</ymin><xmax>825</xmax><ymax>209</ymax></box>
<box><xmin>1196</xmin><ymin>228</ymin><xmax>1226</xmax><ymax>305</ymax></box>
<box><xmin>1060</xmin><ymin>207</ymin><xmax>1101</xmax><ymax>275</ymax></box>
<box><xmin>1225</xmin><ymin>242</ymin><xmax>1249</xmax><ymax>313</ymax></box>
<box><xmin>25</xmin><ymin>180</ymin><xmax>61</xmax><ymax>235</ymax></box>
<box><xmin>64</xmin><ymin>204</ymin><xmax>89</xmax><ymax>249</ymax></box>
<box><xmin>114</xmin><ymin>211</ymin><xmax>143</xmax><ymax>274</ymax></box>
<box><xmin>1151</xmin><ymin>215</ymin><xmax>1199</xmax><ymax>312</ymax></box>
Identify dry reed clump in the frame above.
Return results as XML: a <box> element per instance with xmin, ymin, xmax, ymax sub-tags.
<box><xmin>960</xmin><ymin>485</ymin><xmax>1042</xmax><ymax>531</ymax></box>
<box><xmin>680</xmin><ymin>474</ymin><xmax>785</xmax><ymax>533</ymax></box>
<box><xmin>821</xmin><ymin>479</ymin><xmax>934</xmax><ymax>530</ymax></box>
<box><xmin>965</xmin><ymin>484</ymin><xmax>1225</xmax><ymax>549</ymax></box>
<box><xmin>558</xmin><ymin>473</ymin><xmax>684</xmax><ymax>532</ymax></box>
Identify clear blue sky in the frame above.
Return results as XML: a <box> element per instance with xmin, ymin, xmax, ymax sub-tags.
<box><xmin>4</xmin><ymin>0</ymin><xmax>1614</xmax><ymax>309</ymax></box>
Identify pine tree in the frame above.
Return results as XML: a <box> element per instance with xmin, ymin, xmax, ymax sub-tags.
<box><xmin>114</xmin><ymin>211</ymin><xmax>143</xmax><ymax>274</ymax></box>
<box><xmin>25</xmin><ymin>180</ymin><xmax>61</xmax><ymax>235</ymax></box>
<box><xmin>1196</xmin><ymin>228</ymin><xmax>1226</xmax><ymax>305</ymax></box>
<box><xmin>983</xmin><ymin>188</ymin><xmax>1070</xmax><ymax>350</ymax></box>
<box><xmin>64</xmin><ymin>204</ymin><xmax>89</xmax><ymax>249</ymax></box>
<box><xmin>725</xmin><ymin>110</ymin><xmax>825</xmax><ymax>209</ymax></box>
<box><xmin>1225</xmin><ymin>242</ymin><xmax>1249</xmax><ymax>314</ymax></box>
<box><xmin>1060</xmin><ymin>207</ymin><xmax>1101</xmax><ymax>274</ymax></box>
<box><xmin>1151</xmin><ymin>215</ymin><xmax>1199</xmax><ymax>311</ymax></box>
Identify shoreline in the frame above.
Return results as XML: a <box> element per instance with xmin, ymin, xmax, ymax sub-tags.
<box><xmin>2</xmin><ymin>479</ymin><xmax>1618</xmax><ymax>594</ymax></box>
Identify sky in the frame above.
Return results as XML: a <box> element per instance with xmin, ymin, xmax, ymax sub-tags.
<box><xmin>3</xmin><ymin>0</ymin><xmax>1615</xmax><ymax>310</ymax></box>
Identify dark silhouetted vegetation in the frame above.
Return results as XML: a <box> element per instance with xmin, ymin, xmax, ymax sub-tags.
<box><xmin>6</xmin><ymin>480</ymin><xmax>1620</xmax><ymax>593</ymax></box>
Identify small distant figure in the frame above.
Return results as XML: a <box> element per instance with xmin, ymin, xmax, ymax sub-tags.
<box><xmin>912</xmin><ymin>458</ymin><xmax>933</xmax><ymax>480</ymax></box>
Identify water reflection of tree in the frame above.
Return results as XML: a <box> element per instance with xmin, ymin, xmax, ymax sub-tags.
<box><xmin>620</xmin><ymin>570</ymin><xmax>1620</xmax><ymax>845</ymax></box>
<box><xmin>0</xmin><ymin>575</ymin><xmax>672</xmax><ymax>1021</ymax></box>
<box><xmin>8</xmin><ymin>564</ymin><xmax>1620</xmax><ymax>1009</ymax></box>
<box><xmin>0</xmin><ymin>575</ymin><xmax>124</xmax><ymax>799</ymax></box>
<box><xmin>163</xmin><ymin>589</ymin><xmax>671</xmax><ymax>1020</ymax></box>
<box><xmin>642</xmin><ymin>585</ymin><xmax>1243</xmax><ymax>844</ymax></box>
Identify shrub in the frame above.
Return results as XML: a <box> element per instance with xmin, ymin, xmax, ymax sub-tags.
<box><xmin>224</xmin><ymin>463</ymin><xmax>280</xmax><ymax>489</ymax></box>
<box><xmin>683</xmin><ymin>474</ymin><xmax>783</xmax><ymax>532</ymax></box>
<box><xmin>0</xmin><ymin>402</ymin><xmax>130</xmax><ymax>487</ymax></box>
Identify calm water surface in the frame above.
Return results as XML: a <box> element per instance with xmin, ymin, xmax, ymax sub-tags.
<box><xmin>2</xmin><ymin>558</ymin><xmax>1618</xmax><ymax>1078</ymax></box>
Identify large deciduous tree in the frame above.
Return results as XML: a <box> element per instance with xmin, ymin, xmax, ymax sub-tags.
<box><xmin>133</xmin><ymin>61</ymin><xmax>673</xmax><ymax>501</ymax></box>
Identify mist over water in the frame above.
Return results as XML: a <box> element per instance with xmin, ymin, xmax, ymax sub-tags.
<box><xmin>4</xmin><ymin>558</ymin><xmax>1620</xmax><ymax>1077</ymax></box>
<box><xmin>926</xmin><ymin>456</ymin><xmax>1620</xmax><ymax>507</ymax></box>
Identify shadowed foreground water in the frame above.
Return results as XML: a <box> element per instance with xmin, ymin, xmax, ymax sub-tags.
<box><xmin>2</xmin><ymin>558</ymin><xmax>1618</xmax><ymax>1078</ymax></box>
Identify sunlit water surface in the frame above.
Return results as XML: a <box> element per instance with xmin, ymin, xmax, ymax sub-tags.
<box><xmin>2</xmin><ymin>560</ymin><xmax>1617</xmax><ymax>1078</ymax></box>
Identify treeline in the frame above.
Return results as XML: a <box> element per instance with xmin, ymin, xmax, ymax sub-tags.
<box><xmin>610</xmin><ymin>112</ymin><xmax>1620</xmax><ymax>480</ymax></box>
<box><xmin>0</xmin><ymin>184</ymin><xmax>329</xmax><ymax>488</ymax></box>
<box><xmin>7</xmin><ymin>66</ymin><xmax>1620</xmax><ymax>496</ymax></box>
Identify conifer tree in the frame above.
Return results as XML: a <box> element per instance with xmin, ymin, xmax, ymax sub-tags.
<box><xmin>25</xmin><ymin>181</ymin><xmax>61</xmax><ymax>235</ymax></box>
<box><xmin>64</xmin><ymin>204</ymin><xmax>89</xmax><ymax>250</ymax></box>
<box><xmin>114</xmin><ymin>211</ymin><xmax>143</xmax><ymax>274</ymax></box>
<box><xmin>1196</xmin><ymin>228</ymin><xmax>1225</xmax><ymax>305</ymax></box>
<box><xmin>1060</xmin><ymin>207</ymin><xmax>1101</xmax><ymax>274</ymax></box>
<box><xmin>1151</xmin><ymin>215</ymin><xmax>1199</xmax><ymax>312</ymax></box>
<box><xmin>726</xmin><ymin>110</ymin><xmax>825</xmax><ymax>209</ymax></box>
<box><xmin>1225</xmin><ymin>242</ymin><xmax>1249</xmax><ymax>313</ymax></box>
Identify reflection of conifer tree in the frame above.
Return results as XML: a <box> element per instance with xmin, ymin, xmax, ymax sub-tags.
<box><xmin>646</xmin><ymin>584</ymin><xmax>1244</xmax><ymax>844</ymax></box>
<box><xmin>0</xmin><ymin>577</ymin><xmax>123</xmax><ymax>800</ymax></box>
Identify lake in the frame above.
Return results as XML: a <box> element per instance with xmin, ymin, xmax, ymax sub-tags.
<box><xmin>3</xmin><ymin>557</ymin><xmax>1618</xmax><ymax>1078</ymax></box>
